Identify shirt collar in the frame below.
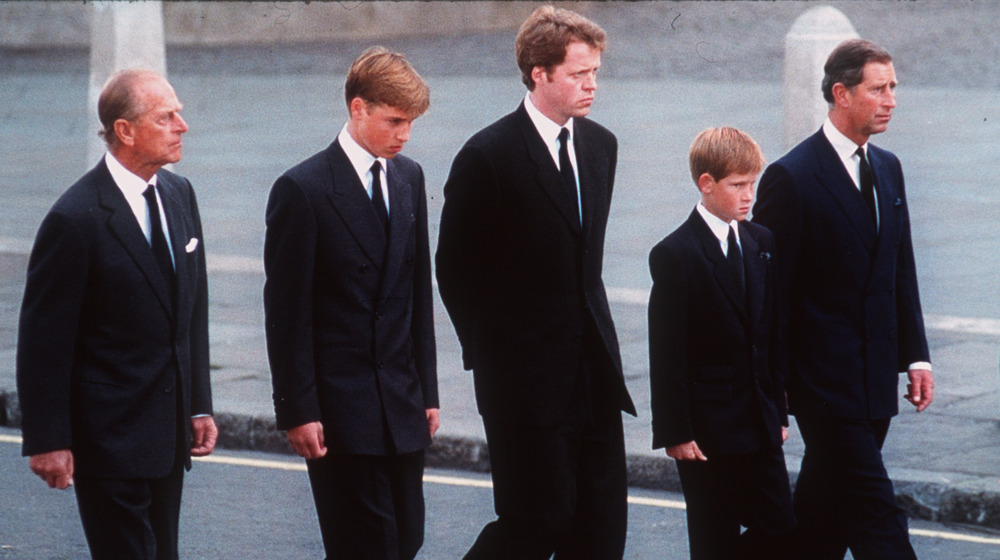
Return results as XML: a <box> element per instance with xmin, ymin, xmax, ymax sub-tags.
<box><xmin>338</xmin><ymin>124</ymin><xmax>386</xmax><ymax>185</ymax></box>
<box><xmin>823</xmin><ymin>117</ymin><xmax>868</xmax><ymax>160</ymax></box>
<box><xmin>524</xmin><ymin>92</ymin><xmax>573</xmax><ymax>145</ymax></box>
<box><xmin>696</xmin><ymin>202</ymin><xmax>739</xmax><ymax>247</ymax></box>
<box><xmin>105</xmin><ymin>151</ymin><xmax>157</xmax><ymax>195</ymax></box>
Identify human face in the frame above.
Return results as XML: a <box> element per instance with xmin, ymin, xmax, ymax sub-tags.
<box><xmin>119</xmin><ymin>76</ymin><xmax>188</xmax><ymax>179</ymax></box>
<box><xmin>838</xmin><ymin>61</ymin><xmax>897</xmax><ymax>145</ymax></box>
<box><xmin>529</xmin><ymin>40</ymin><xmax>601</xmax><ymax>125</ymax></box>
<box><xmin>700</xmin><ymin>172</ymin><xmax>758</xmax><ymax>223</ymax></box>
<box><xmin>348</xmin><ymin>99</ymin><xmax>415</xmax><ymax>159</ymax></box>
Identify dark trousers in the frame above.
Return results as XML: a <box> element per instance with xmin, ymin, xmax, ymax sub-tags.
<box><xmin>465</xmin><ymin>406</ymin><xmax>628</xmax><ymax>560</ymax></box>
<box><xmin>676</xmin><ymin>444</ymin><xmax>796</xmax><ymax>560</ymax></box>
<box><xmin>306</xmin><ymin>450</ymin><xmax>426</xmax><ymax>560</ymax></box>
<box><xmin>74</xmin><ymin>458</ymin><xmax>185</xmax><ymax>560</ymax></box>
<box><xmin>793</xmin><ymin>416</ymin><xmax>916</xmax><ymax>560</ymax></box>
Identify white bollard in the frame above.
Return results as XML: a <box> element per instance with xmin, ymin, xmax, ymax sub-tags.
<box><xmin>86</xmin><ymin>1</ymin><xmax>167</xmax><ymax>167</ymax></box>
<box><xmin>782</xmin><ymin>6</ymin><xmax>858</xmax><ymax>150</ymax></box>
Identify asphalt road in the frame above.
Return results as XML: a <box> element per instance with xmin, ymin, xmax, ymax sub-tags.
<box><xmin>2</xmin><ymin>428</ymin><xmax>1000</xmax><ymax>560</ymax></box>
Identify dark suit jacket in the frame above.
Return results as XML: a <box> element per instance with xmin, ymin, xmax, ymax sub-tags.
<box><xmin>753</xmin><ymin>129</ymin><xmax>930</xmax><ymax>420</ymax></box>
<box><xmin>436</xmin><ymin>103</ymin><xmax>636</xmax><ymax>426</ymax></box>
<box><xmin>17</xmin><ymin>159</ymin><xmax>211</xmax><ymax>479</ymax></box>
<box><xmin>264</xmin><ymin>139</ymin><xmax>437</xmax><ymax>456</ymax></box>
<box><xmin>648</xmin><ymin>210</ymin><xmax>786</xmax><ymax>456</ymax></box>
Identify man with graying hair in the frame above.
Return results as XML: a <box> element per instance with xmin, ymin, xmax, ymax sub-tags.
<box><xmin>753</xmin><ymin>39</ymin><xmax>933</xmax><ymax>559</ymax></box>
<box><xmin>17</xmin><ymin>68</ymin><xmax>216</xmax><ymax>559</ymax></box>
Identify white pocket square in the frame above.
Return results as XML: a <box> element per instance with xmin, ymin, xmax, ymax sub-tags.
<box><xmin>185</xmin><ymin>238</ymin><xmax>199</xmax><ymax>253</ymax></box>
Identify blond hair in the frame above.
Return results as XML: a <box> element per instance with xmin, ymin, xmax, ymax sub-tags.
<box><xmin>344</xmin><ymin>46</ymin><xmax>429</xmax><ymax>117</ymax></box>
<box><xmin>688</xmin><ymin>127</ymin><xmax>765</xmax><ymax>186</ymax></box>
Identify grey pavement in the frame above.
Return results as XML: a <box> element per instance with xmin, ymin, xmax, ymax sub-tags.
<box><xmin>4</xmin><ymin>0</ymin><xmax>1000</xmax><ymax>531</ymax></box>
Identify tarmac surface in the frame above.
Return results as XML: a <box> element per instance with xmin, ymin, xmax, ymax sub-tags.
<box><xmin>4</xmin><ymin>0</ymin><xmax>1000</xmax><ymax>531</ymax></box>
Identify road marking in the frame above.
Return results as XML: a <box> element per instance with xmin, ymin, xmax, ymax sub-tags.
<box><xmin>910</xmin><ymin>528</ymin><xmax>1000</xmax><ymax>545</ymax></box>
<box><xmin>195</xmin><ymin>454</ymin><xmax>305</xmax><ymax>471</ymax></box>
<box><xmin>2</xmin><ymin>435</ymin><xmax>999</xmax><ymax>546</ymax></box>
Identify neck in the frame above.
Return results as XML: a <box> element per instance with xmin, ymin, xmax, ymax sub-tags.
<box><xmin>528</xmin><ymin>91</ymin><xmax>569</xmax><ymax>127</ymax></box>
<box><xmin>828</xmin><ymin>111</ymin><xmax>869</xmax><ymax>147</ymax></box>
<box><xmin>110</xmin><ymin>148</ymin><xmax>159</xmax><ymax>182</ymax></box>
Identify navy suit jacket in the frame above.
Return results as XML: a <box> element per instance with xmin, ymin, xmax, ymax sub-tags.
<box><xmin>264</xmin><ymin>139</ymin><xmax>437</xmax><ymax>456</ymax></box>
<box><xmin>17</xmin><ymin>159</ymin><xmax>211</xmax><ymax>478</ymax></box>
<box><xmin>753</xmin><ymin>129</ymin><xmax>929</xmax><ymax>420</ymax></box>
<box><xmin>436</xmin><ymin>103</ymin><xmax>636</xmax><ymax>426</ymax></box>
<box><xmin>648</xmin><ymin>210</ymin><xmax>786</xmax><ymax>455</ymax></box>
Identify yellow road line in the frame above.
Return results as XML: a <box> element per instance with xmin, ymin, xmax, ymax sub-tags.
<box><xmin>4</xmin><ymin>435</ymin><xmax>1000</xmax><ymax>546</ymax></box>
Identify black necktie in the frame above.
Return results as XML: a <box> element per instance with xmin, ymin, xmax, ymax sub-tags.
<box><xmin>142</xmin><ymin>185</ymin><xmax>176</xmax><ymax>292</ymax></box>
<box><xmin>855</xmin><ymin>147</ymin><xmax>877</xmax><ymax>227</ymax></box>
<box><xmin>370</xmin><ymin>160</ymin><xmax>389</xmax><ymax>235</ymax></box>
<box><xmin>727</xmin><ymin>226</ymin><xmax>745</xmax><ymax>294</ymax></box>
<box><xmin>558</xmin><ymin>127</ymin><xmax>581</xmax><ymax>224</ymax></box>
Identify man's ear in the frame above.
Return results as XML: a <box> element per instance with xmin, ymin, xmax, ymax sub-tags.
<box><xmin>697</xmin><ymin>172</ymin><xmax>715</xmax><ymax>195</ymax></box>
<box><xmin>831</xmin><ymin>82</ymin><xmax>852</xmax><ymax>108</ymax></box>
<box><xmin>349</xmin><ymin>97</ymin><xmax>367</xmax><ymax>120</ymax></box>
<box><xmin>113</xmin><ymin>119</ymin><xmax>134</xmax><ymax>147</ymax></box>
<box><xmin>530</xmin><ymin>65</ymin><xmax>548</xmax><ymax>89</ymax></box>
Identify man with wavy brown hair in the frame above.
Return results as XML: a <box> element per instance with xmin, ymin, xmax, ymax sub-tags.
<box><xmin>265</xmin><ymin>47</ymin><xmax>437</xmax><ymax>560</ymax></box>
<box><xmin>437</xmin><ymin>6</ymin><xmax>635</xmax><ymax>559</ymax></box>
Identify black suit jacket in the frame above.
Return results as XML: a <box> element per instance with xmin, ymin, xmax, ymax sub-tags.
<box><xmin>264</xmin><ymin>139</ymin><xmax>437</xmax><ymax>456</ymax></box>
<box><xmin>648</xmin><ymin>210</ymin><xmax>786</xmax><ymax>455</ymax></box>
<box><xmin>753</xmin><ymin>129</ymin><xmax>930</xmax><ymax>420</ymax></box>
<box><xmin>17</xmin><ymin>159</ymin><xmax>211</xmax><ymax>479</ymax></box>
<box><xmin>436</xmin><ymin>103</ymin><xmax>636</xmax><ymax>426</ymax></box>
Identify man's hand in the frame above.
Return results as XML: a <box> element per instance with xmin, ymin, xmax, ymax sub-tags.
<box><xmin>287</xmin><ymin>421</ymin><xmax>327</xmax><ymax>460</ymax></box>
<box><xmin>29</xmin><ymin>449</ymin><xmax>74</xmax><ymax>489</ymax></box>
<box><xmin>665</xmin><ymin>441</ymin><xmax>708</xmax><ymax>462</ymax></box>
<box><xmin>426</xmin><ymin>408</ymin><xmax>440</xmax><ymax>438</ymax></box>
<box><xmin>190</xmin><ymin>416</ymin><xmax>219</xmax><ymax>457</ymax></box>
<box><xmin>781</xmin><ymin>426</ymin><xmax>790</xmax><ymax>443</ymax></box>
<box><xmin>905</xmin><ymin>368</ymin><xmax>934</xmax><ymax>412</ymax></box>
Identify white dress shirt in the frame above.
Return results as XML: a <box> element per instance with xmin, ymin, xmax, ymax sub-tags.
<box><xmin>104</xmin><ymin>152</ymin><xmax>174</xmax><ymax>268</ymax></box>
<box><xmin>524</xmin><ymin>93</ymin><xmax>582</xmax><ymax>224</ymax></box>
<box><xmin>822</xmin><ymin>117</ymin><xmax>879</xmax><ymax>227</ymax></box>
<box><xmin>338</xmin><ymin>125</ymin><xmax>389</xmax><ymax>218</ymax></box>
<box><xmin>696</xmin><ymin>202</ymin><xmax>740</xmax><ymax>257</ymax></box>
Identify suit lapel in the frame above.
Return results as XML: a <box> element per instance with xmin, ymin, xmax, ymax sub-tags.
<box><xmin>574</xmin><ymin>122</ymin><xmax>602</xmax><ymax>237</ymax></box>
<box><xmin>516</xmin><ymin>104</ymin><xmax>582</xmax><ymax>235</ymax></box>
<box><xmin>95</xmin><ymin>162</ymin><xmax>174</xmax><ymax>316</ymax></box>
<box><xmin>810</xmin><ymin>132</ymin><xmax>878</xmax><ymax>253</ymax></box>
<box><xmin>158</xmin><ymin>172</ymin><xmax>193</xmax><ymax>322</ymax></box>
<box><xmin>740</xmin><ymin>223</ymin><xmax>765</xmax><ymax>332</ymax></box>
<box><xmin>868</xmin><ymin>146</ymin><xmax>900</xmax><ymax>264</ymax></box>
<box><xmin>324</xmin><ymin>140</ymin><xmax>388</xmax><ymax>269</ymax></box>
<box><xmin>378</xmin><ymin>159</ymin><xmax>414</xmax><ymax>300</ymax></box>
<box><xmin>690</xmin><ymin>210</ymin><xmax>747</xmax><ymax>321</ymax></box>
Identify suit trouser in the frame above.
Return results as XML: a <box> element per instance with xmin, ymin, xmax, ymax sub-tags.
<box><xmin>676</xmin><ymin>444</ymin><xmax>796</xmax><ymax>560</ymax></box>
<box><xmin>74</xmin><ymin>456</ymin><xmax>185</xmax><ymax>560</ymax></box>
<box><xmin>465</xmin><ymin>401</ymin><xmax>628</xmax><ymax>560</ymax></box>
<box><xmin>793</xmin><ymin>416</ymin><xmax>916</xmax><ymax>560</ymax></box>
<box><xmin>306</xmin><ymin>450</ymin><xmax>425</xmax><ymax>560</ymax></box>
